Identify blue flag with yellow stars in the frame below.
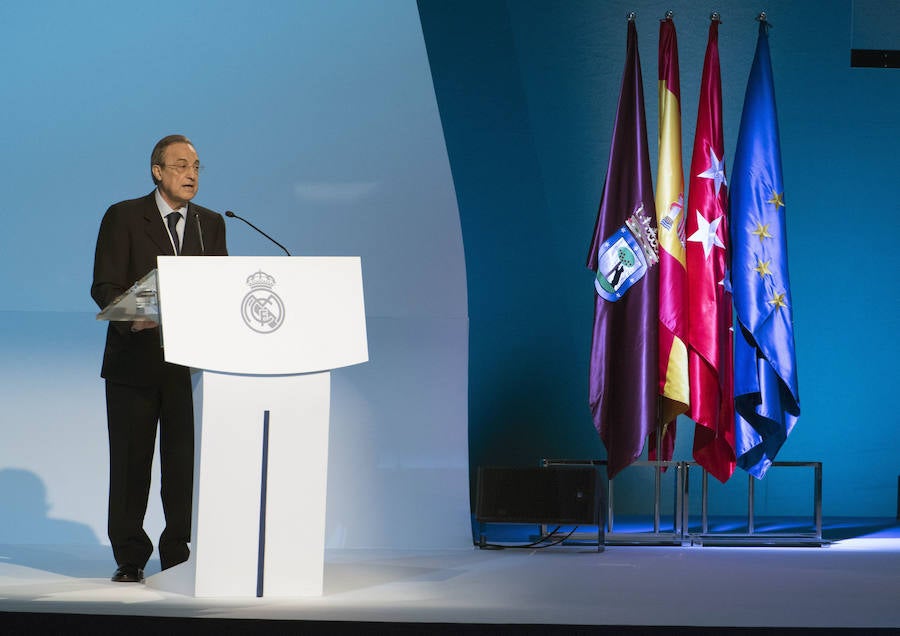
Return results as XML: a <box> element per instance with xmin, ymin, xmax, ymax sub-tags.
<box><xmin>730</xmin><ymin>18</ymin><xmax>800</xmax><ymax>479</ymax></box>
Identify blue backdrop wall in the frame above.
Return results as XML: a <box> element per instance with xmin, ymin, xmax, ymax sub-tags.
<box><xmin>0</xmin><ymin>0</ymin><xmax>471</xmax><ymax>554</ymax></box>
<box><xmin>418</xmin><ymin>0</ymin><xmax>900</xmax><ymax>519</ymax></box>
<box><xmin>1</xmin><ymin>0</ymin><xmax>897</xmax><ymax>556</ymax></box>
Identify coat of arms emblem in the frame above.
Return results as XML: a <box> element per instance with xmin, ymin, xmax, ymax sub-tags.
<box><xmin>241</xmin><ymin>270</ymin><xmax>285</xmax><ymax>333</ymax></box>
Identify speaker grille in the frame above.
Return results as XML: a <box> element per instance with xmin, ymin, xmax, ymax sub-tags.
<box><xmin>475</xmin><ymin>465</ymin><xmax>602</xmax><ymax>525</ymax></box>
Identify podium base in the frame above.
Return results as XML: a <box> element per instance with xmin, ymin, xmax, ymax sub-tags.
<box><xmin>145</xmin><ymin>559</ymin><xmax>198</xmax><ymax>597</ymax></box>
<box><xmin>146</xmin><ymin>370</ymin><xmax>331</xmax><ymax>598</ymax></box>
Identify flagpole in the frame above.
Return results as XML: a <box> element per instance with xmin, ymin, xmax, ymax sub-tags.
<box><xmin>652</xmin><ymin>9</ymin><xmax>670</xmax><ymax>536</ymax></box>
<box><xmin>622</xmin><ymin>10</ymin><xmax>663</xmax><ymax>533</ymax></box>
<box><xmin>654</xmin><ymin>398</ymin><xmax>661</xmax><ymax>534</ymax></box>
<box><xmin>657</xmin><ymin>3</ymin><xmax>671</xmax><ymax>487</ymax></box>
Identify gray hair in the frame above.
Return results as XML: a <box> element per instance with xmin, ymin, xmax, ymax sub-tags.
<box><xmin>150</xmin><ymin>134</ymin><xmax>193</xmax><ymax>185</ymax></box>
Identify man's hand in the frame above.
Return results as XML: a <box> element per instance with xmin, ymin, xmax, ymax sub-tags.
<box><xmin>131</xmin><ymin>320</ymin><xmax>159</xmax><ymax>332</ymax></box>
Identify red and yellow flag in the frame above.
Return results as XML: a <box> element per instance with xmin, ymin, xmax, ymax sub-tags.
<box><xmin>651</xmin><ymin>15</ymin><xmax>689</xmax><ymax>462</ymax></box>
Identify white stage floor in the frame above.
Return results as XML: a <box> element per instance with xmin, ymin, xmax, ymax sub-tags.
<box><xmin>2</xmin><ymin>537</ymin><xmax>900</xmax><ymax>632</ymax></box>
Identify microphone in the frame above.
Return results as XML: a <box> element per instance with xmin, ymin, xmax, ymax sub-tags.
<box><xmin>225</xmin><ymin>210</ymin><xmax>292</xmax><ymax>256</ymax></box>
<box><xmin>194</xmin><ymin>209</ymin><xmax>206</xmax><ymax>255</ymax></box>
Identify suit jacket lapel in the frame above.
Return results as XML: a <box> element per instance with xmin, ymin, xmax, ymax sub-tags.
<box><xmin>143</xmin><ymin>194</ymin><xmax>176</xmax><ymax>256</ymax></box>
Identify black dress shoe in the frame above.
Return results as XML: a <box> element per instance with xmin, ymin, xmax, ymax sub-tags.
<box><xmin>111</xmin><ymin>565</ymin><xmax>144</xmax><ymax>583</ymax></box>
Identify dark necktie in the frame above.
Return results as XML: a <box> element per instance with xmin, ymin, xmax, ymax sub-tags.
<box><xmin>166</xmin><ymin>212</ymin><xmax>182</xmax><ymax>255</ymax></box>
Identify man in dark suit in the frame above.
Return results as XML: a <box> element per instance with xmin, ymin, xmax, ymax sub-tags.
<box><xmin>91</xmin><ymin>135</ymin><xmax>228</xmax><ymax>583</ymax></box>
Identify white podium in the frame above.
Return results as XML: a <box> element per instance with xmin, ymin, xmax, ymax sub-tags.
<box><xmin>144</xmin><ymin>256</ymin><xmax>368</xmax><ymax>597</ymax></box>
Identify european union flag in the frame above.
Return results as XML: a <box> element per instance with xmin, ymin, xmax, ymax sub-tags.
<box><xmin>730</xmin><ymin>19</ymin><xmax>800</xmax><ymax>479</ymax></box>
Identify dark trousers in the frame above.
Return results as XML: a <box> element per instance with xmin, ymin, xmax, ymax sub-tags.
<box><xmin>105</xmin><ymin>364</ymin><xmax>194</xmax><ymax>570</ymax></box>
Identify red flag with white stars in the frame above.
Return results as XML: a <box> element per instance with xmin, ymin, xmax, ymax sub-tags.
<box><xmin>686</xmin><ymin>18</ymin><xmax>735</xmax><ymax>483</ymax></box>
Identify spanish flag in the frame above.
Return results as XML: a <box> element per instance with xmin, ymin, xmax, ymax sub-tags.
<box><xmin>651</xmin><ymin>15</ymin><xmax>689</xmax><ymax>462</ymax></box>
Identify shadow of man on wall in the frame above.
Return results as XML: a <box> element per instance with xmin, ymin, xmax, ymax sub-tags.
<box><xmin>0</xmin><ymin>468</ymin><xmax>109</xmax><ymax>577</ymax></box>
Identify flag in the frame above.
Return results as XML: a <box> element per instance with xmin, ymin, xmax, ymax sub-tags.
<box><xmin>730</xmin><ymin>19</ymin><xmax>800</xmax><ymax>479</ymax></box>
<box><xmin>650</xmin><ymin>15</ymin><xmax>689</xmax><ymax>462</ymax></box>
<box><xmin>587</xmin><ymin>19</ymin><xmax>659</xmax><ymax>480</ymax></box>
<box><xmin>685</xmin><ymin>18</ymin><xmax>736</xmax><ymax>483</ymax></box>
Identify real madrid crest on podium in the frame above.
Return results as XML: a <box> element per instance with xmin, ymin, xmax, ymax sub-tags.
<box><xmin>242</xmin><ymin>270</ymin><xmax>285</xmax><ymax>333</ymax></box>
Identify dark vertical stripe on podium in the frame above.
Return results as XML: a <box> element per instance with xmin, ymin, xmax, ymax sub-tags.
<box><xmin>257</xmin><ymin>410</ymin><xmax>270</xmax><ymax>598</ymax></box>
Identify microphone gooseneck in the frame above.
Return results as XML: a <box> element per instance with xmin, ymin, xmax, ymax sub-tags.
<box><xmin>225</xmin><ymin>210</ymin><xmax>292</xmax><ymax>256</ymax></box>
<box><xmin>194</xmin><ymin>210</ymin><xmax>206</xmax><ymax>255</ymax></box>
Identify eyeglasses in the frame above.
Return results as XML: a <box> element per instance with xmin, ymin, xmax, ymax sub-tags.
<box><xmin>160</xmin><ymin>161</ymin><xmax>203</xmax><ymax>174</ymax></box>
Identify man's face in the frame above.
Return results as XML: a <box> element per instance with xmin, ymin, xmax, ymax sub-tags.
<box><xmin>152</xmin><ymin>142</ymin><xmax>200</xmax><ymax>208</ymax></box>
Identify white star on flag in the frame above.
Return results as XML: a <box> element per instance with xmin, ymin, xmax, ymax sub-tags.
<box><xmin>697</xmin><ymin>147</ymin><xmax>727</xmax><ymax>196</ymax></box>
<box><xmin>687</xmin><ymin>210</ymin><xmax>725</xmax><ymax>259</ymax></box>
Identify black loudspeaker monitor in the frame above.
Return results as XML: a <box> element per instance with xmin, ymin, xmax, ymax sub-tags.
<box><xmin>475</xmin><ymin>465</ymin><xmax>602</xmax><ymax>525</ymax></box>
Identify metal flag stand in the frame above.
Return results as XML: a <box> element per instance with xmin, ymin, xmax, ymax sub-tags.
<box><xmin>542</xmin><ymin>458</ymin><xmax>826</xmax><ymax>547</ymax></box>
